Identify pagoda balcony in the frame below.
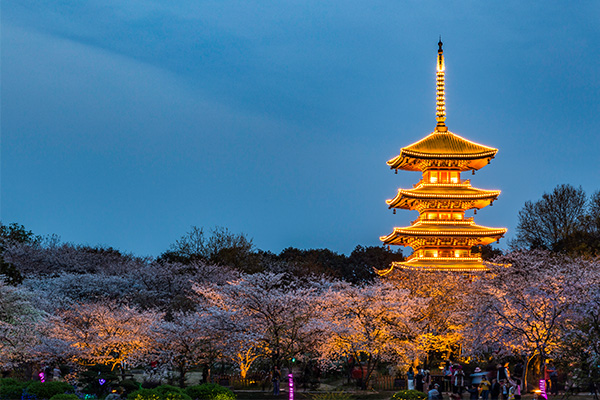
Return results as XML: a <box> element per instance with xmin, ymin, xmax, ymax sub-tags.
<box><xmin>413</xmin><ymin>179</ymin><xmax>472</xmax><ymax>188</ymax></box>
<box><xmin>411</xmin><ymin>216</ymin><xmax>475</xmax><ymax>225</ymax></box>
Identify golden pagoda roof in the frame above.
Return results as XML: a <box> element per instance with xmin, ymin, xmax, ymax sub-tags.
<box><xmin>380</xmin><ymin>220</ymin><xmax>506</xmax><ymax>246</ymax></box>
<box><xmin>387</xmin><ymin>130</ymin><xmax>498</xmax><ymax>171</ymax></box>
<box><xmin>387</xmin><ymin>182</ymin><xmax>500</xmax><ymax>209</ymax></box>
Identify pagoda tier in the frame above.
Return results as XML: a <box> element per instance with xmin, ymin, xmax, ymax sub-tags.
<box><xmin>386</xmin><ymin>181</ymin><xmax>500</xmax><ymax>211</ymax></box>
<box><xmin>380</xmin><ymin>220</ymin><xmax>507</xmax><ymax>247</ymax></box>
<box><xmin>387</xmin><ymin>130</ymin><xmax>498</xmax><ymax>172</ymax></box>
<box><xmin>378</xmin><ymin>39</ymin><xmax>506</xmax><ymax>273</ymax></box>
<box><xmin>381</xmin><ymin>259</ymin><xmax>489</xmax><ymax>273</ymax></box>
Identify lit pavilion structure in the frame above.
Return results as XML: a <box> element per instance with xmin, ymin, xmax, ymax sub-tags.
<box><xmin>379</xmin><ymin>40</ymin><xmax>507</xmax><ymax>273</ymax></box>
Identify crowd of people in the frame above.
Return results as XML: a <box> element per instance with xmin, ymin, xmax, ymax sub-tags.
<box><xmin>411</xmin><ymin>361</ymin><xmax>544</xmax><ymax>400</ymax></box>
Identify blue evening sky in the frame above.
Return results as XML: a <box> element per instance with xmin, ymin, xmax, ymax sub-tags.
<box><xmin>2</xmin><ymin>1</ymin><xmax>599</xmax><ymax>257</ymax></box>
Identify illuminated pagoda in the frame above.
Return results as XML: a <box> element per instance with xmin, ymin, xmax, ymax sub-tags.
<box><xmin>379</xmin><ymin>40</ymin><xmax>507</xmax><ymax>272</ymax></box>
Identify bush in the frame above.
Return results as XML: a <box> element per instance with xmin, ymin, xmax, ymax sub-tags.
<box><xmin>49</xmin><ymin>395</ymin><xmax>80</xmax><ymax>400</ymax></box>
<box><xmin>0</xmin><ymin>382</ymin><xmax>27</xmax><ymax>400</ymax></box>
<box><xmin>0</xmin><ymin>379</ymin><xmax>22</xmax><ymax>387</ymax></box>
<box><xmin>26</xmin><ymin>382</ymin><xmax>74</xmax><ymax>400</ymax></box>
<box><xmin>128</xmin><ymin>387</ymin><xmax>191</xmax><ymax>400</ymax></box>
<box><xmin>184</xmin><ymin>384</ymin><xmax>235</xmax><ymax>400</ymax></box>
<box><xmin>391</xmin><ymin>390</ymin><xmax>427</xmax><ymax>400</ymax></box>
<box><xmin>128</xmin><ymin>389</ymin><xmax>160</xmax><ymax>400</ymax></box>
<box><xmin>310</xmin><ymin>393</ymin><xmax>354</xmax><ymax>400</ymax></box>
<box><xmin>154</xmin><ymin>386</ymin><xmax>184</xmax><ymax>396</ymax></box>
<box><xmin>119</xmin><ymin>380</ymin><xmax>140</xmax><ymax>394</ymax></box>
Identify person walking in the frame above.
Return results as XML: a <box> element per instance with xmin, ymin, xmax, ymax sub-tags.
<box><xmin>272</xmin><ymin>366</ymin><xmax>281</xmax><ymax>396</ymax></box>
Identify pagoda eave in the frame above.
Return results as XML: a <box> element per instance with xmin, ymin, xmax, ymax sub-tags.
<box><xmin>387</xmin><ymin>155</ymin><xmax>494</xmax><ymax>172</ymax></box>
<box><xmin>386</xmin><ymin>187</ymin><xmax>500</xmax><ymax>209</ymax></box>
<box><xmin>378</xmin><ymin>259</ymin><xmax>490</xmax><ymax>274</ymax></box>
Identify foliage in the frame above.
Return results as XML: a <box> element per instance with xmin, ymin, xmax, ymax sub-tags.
<box><xmin>25</xmin><ymin>382</ymin><xmax>73</xmax><ymax>399</ymax></box>
<box><xmin>391</xmin><ymin>390</ymin><xmax>427</xmax><ymax>400</ymax></box>
<box><xmin>0</xmin><ymin>283</ymin><xmax>44</xmax><ymax>369</ymax></box>
<box><xmin>47</xmin><ymin>302</ymin><xmax>159</xmax><ymax>369</ymax></box>
<box><xmin>128</xmin><ymin>389</ymin><xmax>161</xmax><ymax>400</ymax></box>
<box><xmin>197</xmin><ymin>273</ymin><xmax>325</xmax><ymax>370</ymax></box>
<box><xmin>184</xmin><ymin>384</ymin><xmax>235</xmax><ymax>400</ymax></box>
<box><xmin>48</xmin><ymin>394</ymin><xmax>79</xmax><ymax>400</ymax></box>
<box><xmin>119</xmin><ymin>380</ymin><xmax>140</xmax><ymax>394</ymax></box>
<box><xmin>159</xmin><ymin>226</ymin><xmax>257</xmax><ymax>272</ymax></box>
<box><xmin>129</xmin><ymin>387</ymin><xmax>191</xmax><ymax>400</ymax></box>
<box><xmin>0</xmin><ymin>379</ymin><xmax>28</xmax><ymax>400</ymax></box>
<box><xmin>77</xmin><ymin>364</ymin><xmax>119</xmax><ymax>396</ymax></box>
<box><xmin>317</xmin><ymin>281</ymin><xmax>423</xmax><ymax>389</ymax></box>
<box><xmin>309</xmin><ymin>392</ymin><xmax>354</xmax><ymax>400</ymax></box>
<box><xmin>513</xmin><ymin>184</ymin><xmax>600</xmax><ymax>255</ymax></box>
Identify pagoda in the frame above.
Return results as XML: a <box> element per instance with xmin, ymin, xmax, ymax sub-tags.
<box><xmin>379</xmin><ymin>40</ymin><xmax>507</xmax><ymax>272</ymax></box>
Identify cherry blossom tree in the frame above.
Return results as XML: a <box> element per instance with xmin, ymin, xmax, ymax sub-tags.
<box><xmin>317</xmin><ymin>280</ymin><xmax>424</xmax><ymax>389</ymax></box>
<box><xmin>196</xmin><ymin>272</ymin><xmax>326</xmax><ymax>372</ymax></box>
<box><xmin>463</xmin><ymin>250</ymin><xmax>596</xmax><ymax>389</ymax></box>
<box><xmin>47</xmin><ymin>301</ymin><xmax>159</xmax><ymax>372</ymax></box>
<box><xmin>0</xmin><ymin>283</ymin><xmax>44</xmax><ymax>369</ymax></box>
<box><xmin>152</xmin><ymin>311</ymin><xmax>225</xmax><ymax>386</ymax></box>
<box><xmin>387</xmin><ymin>268</ymin><xmax>472</xmax><ymax>365</ymax></box>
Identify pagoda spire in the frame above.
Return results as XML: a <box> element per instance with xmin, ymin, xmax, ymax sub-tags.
<box><xmin>436</xmin><ymin>37</ymin><xmax>447</xmax><ymax>132</ymax></box>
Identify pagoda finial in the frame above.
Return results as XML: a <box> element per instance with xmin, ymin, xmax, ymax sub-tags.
<box><xmin>436</xmin><ymin>37</ymin><xmax>447</xmax><ymax>132</ymax></box>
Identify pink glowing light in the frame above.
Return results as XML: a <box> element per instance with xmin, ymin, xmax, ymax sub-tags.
<box><xmin>288</xmin><ymin>373</ymin><xmax>294</xmax><ymax>400</ymax></box>
<box><xmin>539</xmin><ymin>379</ymin><xmax>547</xmax><ymax>400</ymax></box>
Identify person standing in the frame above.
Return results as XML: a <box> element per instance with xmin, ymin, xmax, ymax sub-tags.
<box><xmin>416</xmin><ymin>368</ymin><xmax>425</xmax><ymax>393</ymax></box>
<box><xmin>443</xmin><ymin>361</ymin><xmax>453</xmax><ymax>393</ymax></box>
<box><xmin>429</xmin><ymin>384</ymin><xmax>443</xmax><ymax>400</ymax></box>
<box><xmin>272</xmin><ymin>366</ymin><xmax>281</xmax><ymax>396</ymax></box>
<box><xmin>453</xmin><ymin>365</ymin><xmax>465</xmax><ymax>396</ymax></box>
<box><xmin>423</xmin><ymin>370</ymin><xmax>432</xmax><ymax>394</ymax></box>
<box><xmin>497</xmin><ymin>363</ymin><xmax>510</xmax><ymax>383</ymax></box>
<box><xmin>490</xmin><ymin>379</ymin><xmax>500</xmax><ymax>400</ymax></box>
<box><xmin>408</xmin><ymin>367</ymin><xmax>416</xmax><ymax>391</ymax></box>
<box><xmin>547</xmin><ymin>363</ymin><xmax>559</xmax><ymax>395</ymax></box>
<box><xmin>480</xmin><ymin>376</ymin><xmax>491</xmax><ymax>400</ymax></box>
<box><xmin>471</xmin><ymin>367</ymin><xmax>485</xmax><ymax>386</ymax></box>
<box><xmin>500</xmin><ymin>381</ymin><xmax>509</xmax><ymax>400</ymax></box>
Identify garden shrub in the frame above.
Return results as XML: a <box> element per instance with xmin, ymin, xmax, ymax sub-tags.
<box><xmin>310</xmin><ymin>392</ymin><xmax>354</xmax><ymax>400</ymax></box>
<box><xmin>128</xmin><ymin>387</ymin><xmax>191</xmax><ymax>400</ymax></box>
<box><xmin>128</xmin><ymin>389</ymin><xmax>160</xmax><ymax>400</ymax></box>
<box><xmin>119</xmin><ymin>380</ymin><xmax>140</xmax><ymax>394</ymax></box>
<box><xmin>0</xmin><ymin>379</ymin><xmax>22</xmax><ymax>387</ymax></box>
<box><xmin>26</xmin><ymin>382</ymin><xmax>74</xmax><ymax>399</ymax></box>
<box><xmin>0</xmin><ymin>381</ymin><xmax>27</xmax><ymax>400</ymax></box>
<box><xmin>391</xmin><ymin>390</ymin><xmax>427</xmax><ymax>400</ymax></box>
<box><xmin>154</xmin><ymin>386</ymin><xmax>185</xmax><ymax>396</ymax></box>
<box><xmin>49</xmin><ymin>394</ymin><xmax>80</xmax><ymax>400</ymax></box>
<box><xmin>184</xmin><ymin>384</ymin><xmax>235</xmax><ymax>400</ymax></box>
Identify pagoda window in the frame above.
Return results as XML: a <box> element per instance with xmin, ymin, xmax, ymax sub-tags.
<box><xmin>440</xmin><ymin>171</ymin><xmax>448</xmax><ymax>183</ymax></box>
<box><xmin>428</xmin><ymin>171</ymin><xmax>438</xmax><ymax>183</ymax></box>
<box><xmin>450</xmin><ymin>171</ymin><xmax>459</xmax><ymax>183</ymax></box>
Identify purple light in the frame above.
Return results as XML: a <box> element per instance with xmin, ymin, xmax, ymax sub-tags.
<box><xmin>539</xmin><ymin>380</ymin><xmax>547</xmax><ymax>400</ymax></box>
<box><xmin>288</xmin><ymin>373</ymin><xmax>294</xmax><ymax>400</ymax></box>
<box><xmin>99</xmin><ymin>379</ymin><xmax>106</xmax><ymax>386</ymax></box>
<box><xmin>39</xmin><ymin>372</ymin><xmax>45</xmax><ymax>383</ymax></box>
